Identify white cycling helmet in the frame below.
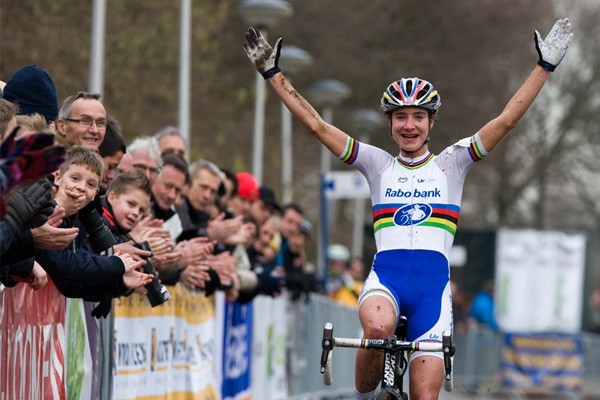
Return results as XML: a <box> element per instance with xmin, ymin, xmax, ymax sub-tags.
<box><xmin>328</xmin><ymin>244</ymin><xmax>350</xmax><ymax>262</ymax></box>
<box><xmin>380</xmin><ymin>77</ymin><xmax>441</xmax><ymax>115</ymax></box>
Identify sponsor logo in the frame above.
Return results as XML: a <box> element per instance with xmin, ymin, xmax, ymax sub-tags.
<box><xmin>384</xmin><ymin>188</ymin><xmax>441</xmax><ymax>198</ymax></box>
<box><xmin>393</xmin><ymin>203</ymin><xmax>432</xmax><ymax>226</ymax></box>
<box><xmin>384</xmin><ymin>353</ymin><xmax>396</xmax><ymax>387</ymax></box>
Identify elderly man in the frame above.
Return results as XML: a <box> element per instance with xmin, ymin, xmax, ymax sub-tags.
<box><xmin>56</xmin><ymin>92</ymin><xmax>107</xmax><ymax>150</ymax></box>
<box><xmin>128</xmin><ymin>136</ymin><xmax>162</xmax><ymax>185</ymax></box>
<box><xmin>154</xmin><ymin>126</ymin><xmax>186</xmax><ymax>159</ymax></box>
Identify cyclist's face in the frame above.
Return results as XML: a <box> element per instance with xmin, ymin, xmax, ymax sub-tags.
<box><xmin>389</xmin><ymin>107</ymin><xmax>434</xmax><ymax>155</ymax></box>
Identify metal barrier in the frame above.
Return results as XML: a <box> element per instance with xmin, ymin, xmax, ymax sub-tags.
<box><xmin>285</xmin><ymin>294</ymin><xmax>600</xmax><ymax>399</ymax></box>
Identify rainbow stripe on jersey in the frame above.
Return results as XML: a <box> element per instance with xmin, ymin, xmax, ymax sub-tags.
<box><xmin>468</xmin><ymin>135</ymin><xmax>486</xmax><ymax>162</ymax></box>
<box><xmin>372</xmin><ymin>203</ymin><xmax>460</xmax><ymax>235</ymax></box>
<box><xmin>341</xmin><ymin>137</ymin><xmax>359</xmax><ymax>165</ymax></box>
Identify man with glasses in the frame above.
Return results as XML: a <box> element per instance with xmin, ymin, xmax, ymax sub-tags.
<box><xmin>56</xmin><ymin>91</ymin><xmax>107</xmax><ymax>151</ymax></box>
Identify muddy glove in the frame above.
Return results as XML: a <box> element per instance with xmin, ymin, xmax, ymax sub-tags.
<box><xmin>534</xmin><ymin>18</ymin><xmax>573</xmax><ymax>71</ymax></box>
<box><xmin>4</xmin><ymin>179</ymin><xmax>56</xmax><ymax>230</ymax></box>
<box><xmin>243</xmin><ymin>27</ymin><xmax>282</xmax><ymax>79</ymax></box>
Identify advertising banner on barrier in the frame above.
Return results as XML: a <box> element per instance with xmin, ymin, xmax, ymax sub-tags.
<box><xmin>65</xmin><ymin>298</ymin><xmax>93</xmax><ymax>400</ymax></box>
<box><xmin>222</xmin><ymin>301</ymin><xmax>253</xmax><ymax>400</ymax></box>
<box><xmin>112</xmin><ymin>284</ymin><xmax>218</xmax><ymax>399</ymax></box>
<box><xmin>495</xmin><ymin>229</ymin><xmax>586</xmax><ymax>333</ymax></box>
<box><xmin>251</xmin><ymin>295</ymin><xmax>288</xmax><ymax>400</ymax></box>
<box><xmin>501</xmin><ymin>332</ymin><xmax>583</xmax><ymax>393</ymax></box>
<box><xmin>0</xmin><ymin>280</ymin><xmax>66</xmax><ymax>400</ymax></box>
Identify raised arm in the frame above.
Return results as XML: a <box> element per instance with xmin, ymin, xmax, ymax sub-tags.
<box><xmin>479</xmin><ymin>18</ymin><xmax>573</xmax><ymax>152</ymax></box>
<box><xmin>243</xmin><ymin>27</ymin><xmax>349</xmax><ymax>157</ymax></box>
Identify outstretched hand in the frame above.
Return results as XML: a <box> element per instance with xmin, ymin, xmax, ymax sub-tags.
<box><xmin>243</xmin><ymin>27</ymin><xmax>282</xmax><ymax>79</ymax></box>
<box><xmin>534</xmin><ymin>18</ymin><xmax>573</xmax><ymax>71</ymax></box>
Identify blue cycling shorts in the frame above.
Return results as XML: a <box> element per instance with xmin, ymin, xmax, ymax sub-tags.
<box><xmin>359</xmin><ymin>249</ymin><xmax>453</xmax><ymax>360</ymax></box>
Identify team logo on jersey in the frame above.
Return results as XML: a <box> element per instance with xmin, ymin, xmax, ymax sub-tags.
<box><xmin>393</xmin><ymin>203</ymin><xmax>432</xmax><ymax>226</ymax></box>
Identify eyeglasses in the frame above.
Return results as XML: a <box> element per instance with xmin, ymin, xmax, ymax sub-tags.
<box><xmin>133</xmin><ymin>163</ymin><xmax>160</xmax><ymax>175</ymax></box>
<box><xmin>63</xmin><ymin>117</ymin><xmax>107</xmax><ymax>129</ymax></box>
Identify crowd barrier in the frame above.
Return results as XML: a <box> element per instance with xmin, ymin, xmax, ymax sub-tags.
<box><xmin>2</xmin><ymin>283</ymin><xmax>600</xmax><ymax>399</ymax></box>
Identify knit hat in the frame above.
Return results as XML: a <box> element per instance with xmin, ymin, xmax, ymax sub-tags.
<box><xmin>236</xmin><ymin>171</ymin><xmax>259</xmax><ymax>201</ymax></box>
<box><xmin>2</xmin><ymin>65</ymin><xmax>58</xmax><ymax>122</ymax></box>
<box><xmin>259</xmin><ymin>186</ymin><xmax>281</xmax><ymax>212</ymax></box>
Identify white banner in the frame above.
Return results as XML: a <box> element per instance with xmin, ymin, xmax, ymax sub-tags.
<box><xmin>251</xmin><ymin>295</ymin><xmax>288</xmax><ymax>400</ymax></box>
<box><xmin>495</xmin><ymin>229</ymin><xmax>586</xmax><ymax>333</ymax></box>
<box><xmin>112</xmin><ymin>284</ymin><xmax>218</xmax><ymax>399</ymax></box>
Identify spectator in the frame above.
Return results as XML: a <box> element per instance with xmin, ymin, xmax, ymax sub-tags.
<box><xmin>154</xmin><ymin>125</ymin><xmax>186</xmax><ymax>159</ymax></box>
<box><xmin>1</xmin><ymin>64</ymin><xmax>58</xmax><ymax>132</ymax></box>
<box><xmin>15</xmin><ymin>113</ymin><xmax>48</xmax><ymax>136</ymax></box>
<box><xmin>272</xmin><ymin>203</ymin><xmax>305</xmax><ymax>293</ymax></box>
<box><xmin>147</xmin><ymin>153</ymin><xmax>213</xmax><ymax>286</ymax></box>
<box><xmin>230</xmin><ymin>171</ymin><xmax>259</xmax><ymax>219</ymax></box>
<box><xmin>128</xmin><ymin>136</ymin><xmax>162</xmax><ymax>185</ymax></box>
<box><xmin>177</xmin><ymin>160</ymin><xmax>250</xmax><ymax>246</ymax></box>
<box><xmin>117</xmin><ymin>152</ymin><xmax>133</xmax><ymax>175</ymax></box>
<box><xmin>279</xmin><ymin>203</ymin><xmax>304</xmax><ymax>244</ymax></box>
<box><xmin>251</xmin><ymin>186</ymin><xmax>282</xmax><ymax>226</ymax></box>
<box><xmin>176</xmin><ymin>160</ymin><xmax>246</xmax><ymax>299</ymax></box>
<box><xmin>216</xmin><ymin>168</ymin><xmax>238</xmax><ymax>216</ymax></box>
<box><xmin>150</xmin><ymin>154</ymin><xmax>188</xmax><ymax>237</ymax></box>
<box><xmin>468</xmin><ymin>279</ymin><xmax>499</xmax><ymax>331</ymax></box>
<box><xmin>101</xmin><ymin>171</ymin><xmax>154</xmax><ymax>242</ymax></box>
<box><xmin>327</xmin><ymin>244</ymin><xmax>363</xmax><ymax>306</ymax></box>
<box><xmin>0</xmin><ymin>99</ymin><xmax>18</xmax><ymax>141</ymax></box>
<box><xmin>52</xmin><ymin>146</ymin><xmax>103</xmax><ymax>217</ymax></box>
<box><xmin>1</xmin><ymin>179</ymin><xmax>56</xmax><ymax>289</ymax></box>
<box><xmin>284</xmin><ymin>218</ymin><xmax>319</xmax><ymax>300</ymax></box>
<box><xmin>98</xmin><ymin>116</ymin><xmax>127</xmax><ymax>189</ymax></box>
<box><xmin>34</xmin><ymin>146</ymin><xmax>153</xmax><ymax>299</ymax></box>
<box><xmin>56</xmin><ymin>92</ymin><xmax>107</xmax><ymax>150</ymax></box>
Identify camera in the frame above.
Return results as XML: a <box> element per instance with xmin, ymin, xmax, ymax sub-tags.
<box><xmin>78</xmin><ymin>201</ymin><xmax>118</xmax><ymax>253</ymax></box>
<box><xmin>137</xmin><ymin>241</ymin><xmax>172</xmax><ymax>307</ymax></box>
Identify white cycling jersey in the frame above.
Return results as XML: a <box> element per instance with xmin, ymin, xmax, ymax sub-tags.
<box><xmin>339</xmin><ymin>132</ymin><xmax>487</xmax><ymax>257</ymax></box>
<box><xmin>337</xmin><ymin>132</ymin><xmax>488</xmax><ymax>351</ymax></box>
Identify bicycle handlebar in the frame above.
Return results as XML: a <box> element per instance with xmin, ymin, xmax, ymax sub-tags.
<box><xmin>320</xmin><ymin>322</ymin><xmax>454</xmax><ymax>391</ymax></box>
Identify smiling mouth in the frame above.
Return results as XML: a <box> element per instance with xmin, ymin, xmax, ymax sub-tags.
<box><xmin>402</xmin><ymin>133</ymin><xmax>419</xmax><ymax>139</ymax></box>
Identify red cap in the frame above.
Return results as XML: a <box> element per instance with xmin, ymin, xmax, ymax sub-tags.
<box><xmin>236</xmin><ymin>172</ymin><xmax>259</xmax><ymax>201</ymax></box>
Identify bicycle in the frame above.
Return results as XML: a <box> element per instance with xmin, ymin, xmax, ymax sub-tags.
<box><xmin>320</xmin><ymin>316</ymin><xmax>454</xmax><ymax>400</ymax></box>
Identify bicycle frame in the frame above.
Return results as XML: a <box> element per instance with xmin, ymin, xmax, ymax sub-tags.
<box><xmin>320</xmin><ymin>320</ymin><xmax>454</xmax><ymax>399</ymax></box>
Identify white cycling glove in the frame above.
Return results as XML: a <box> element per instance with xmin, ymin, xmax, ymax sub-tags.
<box><xmin>243</xmin><ymin>27</ymin><xmax>283</xmax><ymax>79</ymax></box>
<box><xmin>534</xmin><ymin>18</ymin><xmax>573</xmax><ymax>71</ymax></box>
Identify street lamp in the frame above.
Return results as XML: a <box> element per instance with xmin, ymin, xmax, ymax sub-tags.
<box><xmin>306</xmin><ymin>78</ymin><xmax>351</xmax><ymax>285</ymax></box>
<box><xmin>238</xmin><ymin>0</ymin><xmax>293</xmax><ymax>184</ymax></box>
<box><xmin>350</xmin><ymin>109</ymin><xmax>384</xmax><ymax>258</ymax></box>
<box><xmin>279</xmin><ymin>45</ymin><xmax>313</xmax><ymax>204</ymax></box>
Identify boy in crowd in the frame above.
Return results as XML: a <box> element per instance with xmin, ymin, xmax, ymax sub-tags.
<box><xmin>35</xmin><ymin>147</ymin><xmax>153</xmax><ymax>299</ymax></box>
<box><xmin>102</xmin><ymin>170</ymin><xmax>152</xmax><ymax>242</ymax></box>
<box><xmin>101</xmin><ymin>170</ymin><xmax>171</xmax><ymax>259</ymax></box>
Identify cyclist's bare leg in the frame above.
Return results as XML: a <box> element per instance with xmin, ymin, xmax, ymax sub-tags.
<box><xmin>408</xmin><ymin>355</ymin><xmax>444</xmax><ymax>400</ymax></box>
<box><xmin>355</xmin><ymin>295</ymin><xmax>397</xmax><ymax>394</ymax></box>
